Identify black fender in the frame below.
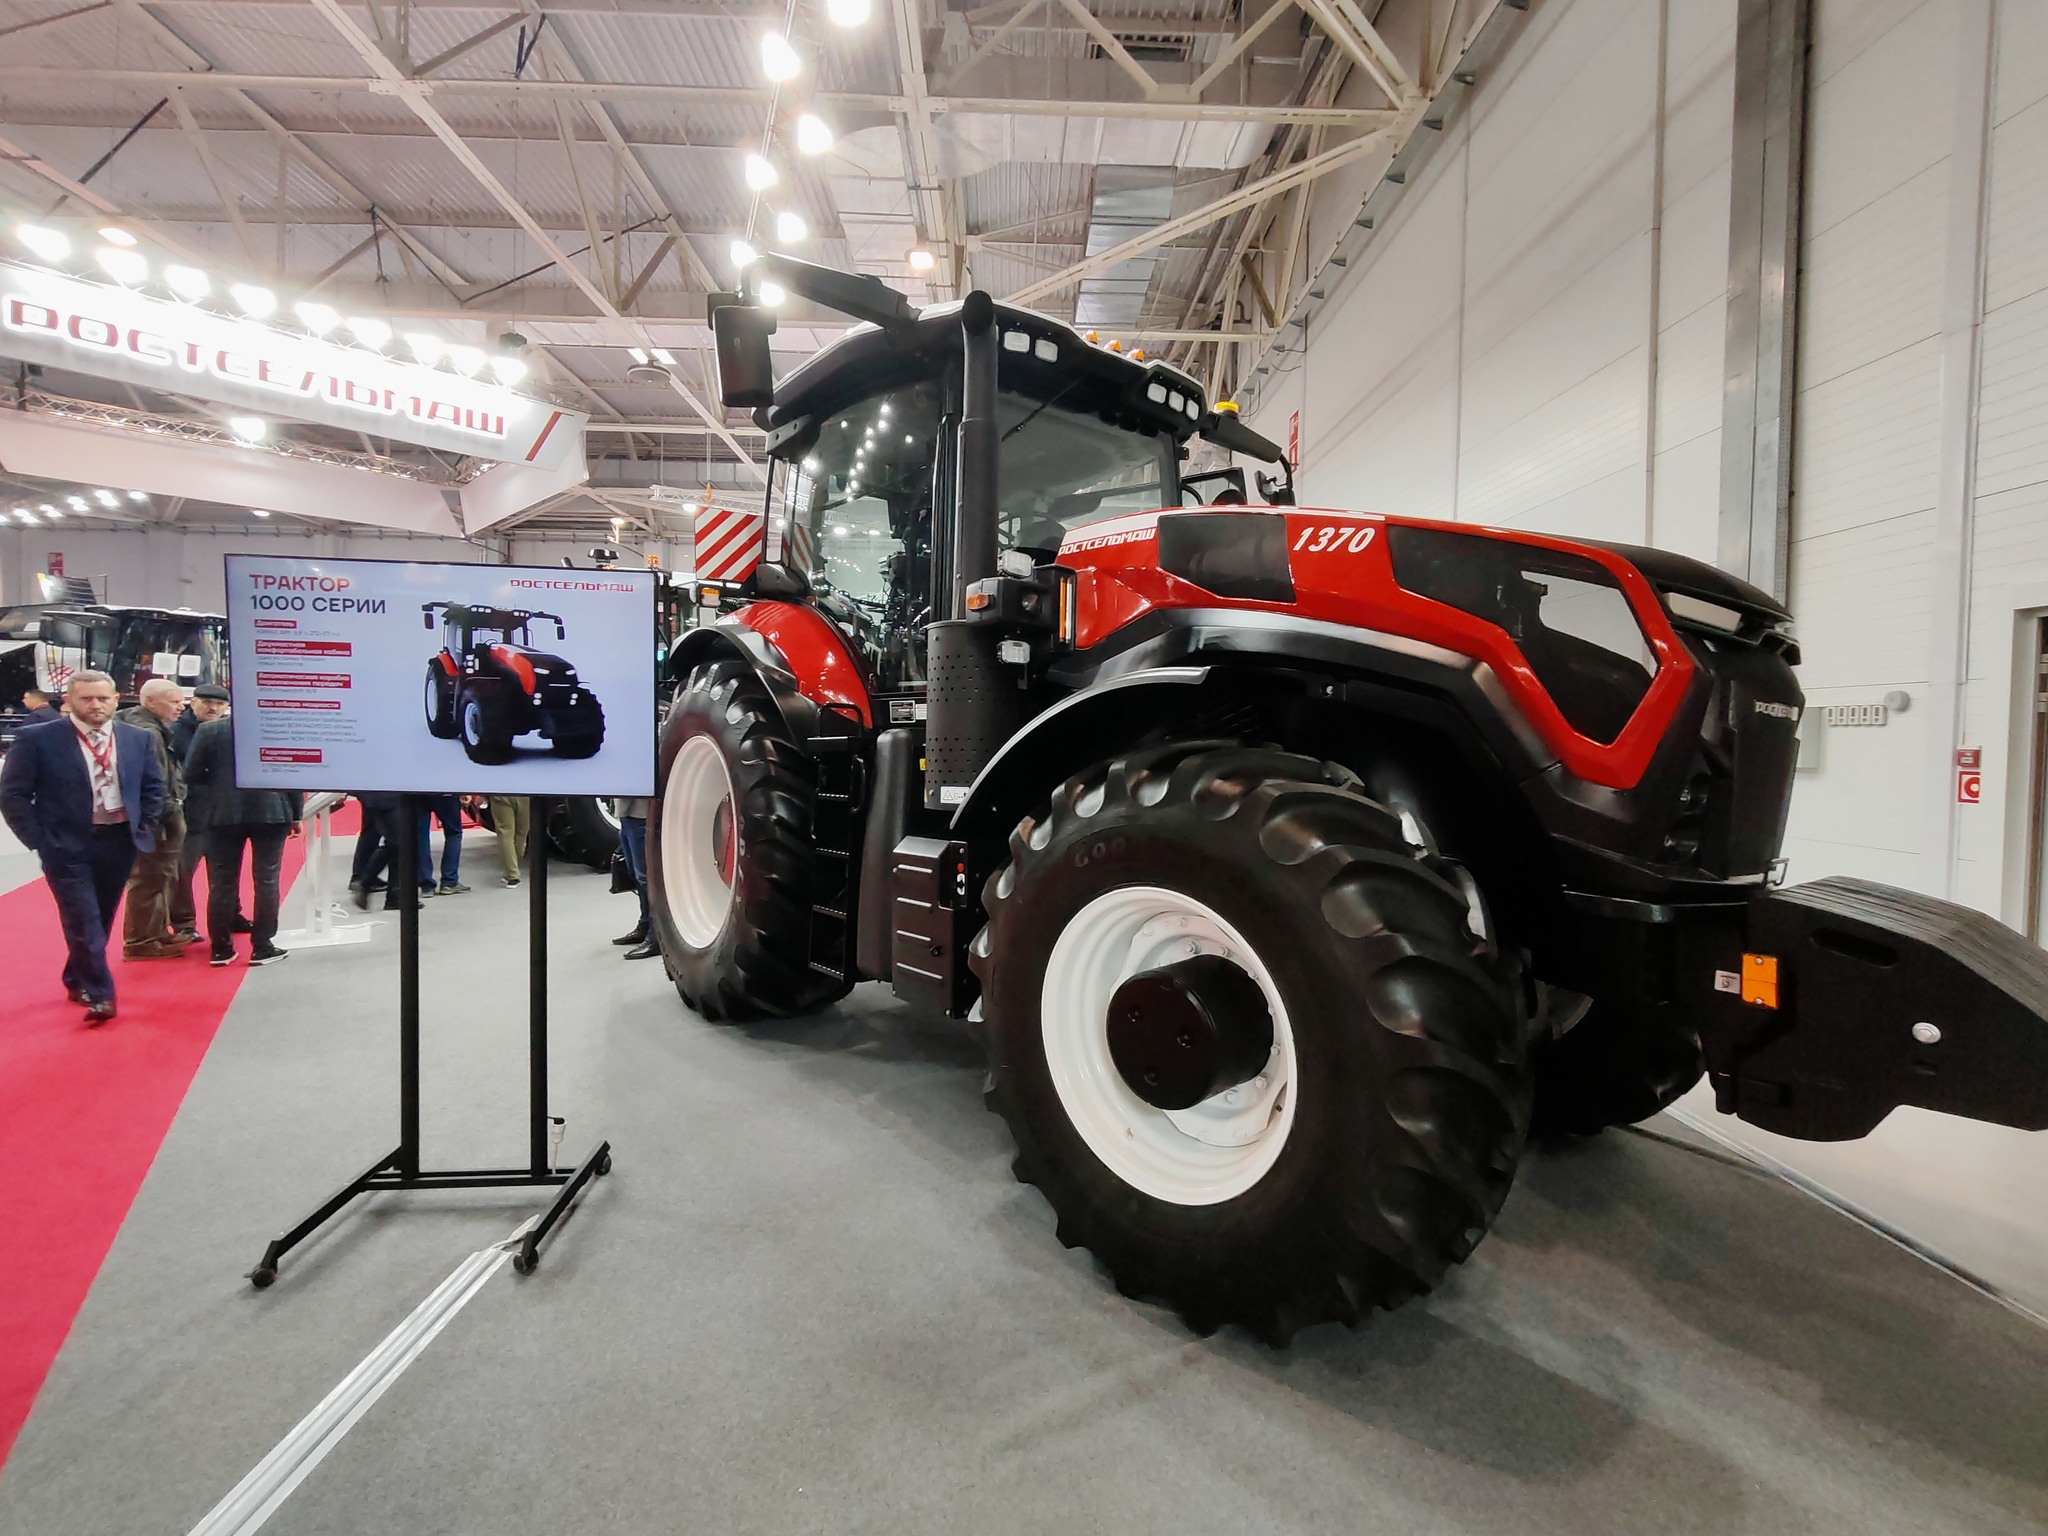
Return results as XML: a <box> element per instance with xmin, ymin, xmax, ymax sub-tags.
<box><xmin>664</xmin><ymin>620</ymin><xmax>821</xmax><ymax>742</ymax></box>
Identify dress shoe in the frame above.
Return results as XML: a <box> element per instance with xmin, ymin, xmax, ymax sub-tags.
<box><xmin>624</xmin><ymin>938</ymin><xmax>661</xmax><ymax>960</ymax></box>
<box><xmin>85</xmin><ymin>999</ymin><xmax>117</xmax><ymax>1024</ymax></box>
<box><xmin>613</xmin><ymin>923</ymin><xmax>648</xmax><ymax>947</ymax></box>
<box><xmin>349</xmin><ymin>882</ymin><xmax>371</xmax><ymax>911</ymax></box>
<box><xmin>67</xmin><ymin>987</ymin><xmax>90</xmax><ymax>1005</ymax></box>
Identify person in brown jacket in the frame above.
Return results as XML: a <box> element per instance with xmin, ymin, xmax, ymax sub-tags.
<box><xmin>115</xmin><ymin>679</ymin><xmax>191</xmax><ymax>958</ymax></box>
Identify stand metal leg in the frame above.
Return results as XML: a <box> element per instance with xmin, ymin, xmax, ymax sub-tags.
<box><xmin>512</xmin><ymin>1139</ymin><xmax>613</xmax><ymax>1275</ymax></box>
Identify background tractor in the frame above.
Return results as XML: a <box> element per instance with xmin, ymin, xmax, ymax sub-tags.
<box><xmin>647</xmin><ymin>255</ymin><xmax>2048</xmax><ymax>1344</ymax></box>
<box><xmin>423</xmin><ymin>601</ymin><xmax>605</xmax><ymax>766</ymax></box>
<box><xmin>0</xmin><ymin>598</ymin><xmax>226</xmax><ymax>754</ymax></box>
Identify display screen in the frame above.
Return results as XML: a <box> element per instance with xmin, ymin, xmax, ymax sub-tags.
<box><xmin>223</xmin><ymin>554</ymin><xmax>655</xmax><ymax>795</ymax></box>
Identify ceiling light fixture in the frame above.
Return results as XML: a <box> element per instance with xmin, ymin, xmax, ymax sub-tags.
<box><xmin>447</xmin><ymin>345</ymin><xmax>485</xmax><ymax>376</ymax></box>
<box><xmin>758</xmin><ymin>279</ymin><xmax>787</xmax><ymax>307</ymax></box>
<box><xmin>14</xmin><ymin>224</ymin><xmax>69</xmax><ymax>262</ymax></box>
<box><xmin>97</xmin><ymin>226</ymin><xmax>136</xmax><ymax>246</ymax></box>
<box><xmin>96</xmin><ymin>246</ymin><xmax>147</xmax><ymax>284</ymax></box>
<box><xmin>164</xmin><ymin>265</ymin><xmax>211</xmax><ymax>301</ymax></box>
<box><xmin>67</xmin><ymin>495</ymin><xmax>88</xmax><ymax>510</ymax></box>
<box><xmin>231</xmin><ymin>283</ymin><xmax>276</xmax><ymax>318</ymax></box>
<box><xmin>628</xmin><ymin>347</ymin><xmax>650</xmax><ymax>365</ymax></box>
<box><xmin>95</xmin><ymin>488</ymin><xmax>120</xmax><ymax>506</ymax></box>
<box><xmin>405</xmin><ymin>333</ymin><xmax>444</xmax><ymax>366</ymax></box>
<box><xmin>228</xmin><ymin>415</ymin><xmax>267</xmax><ymax>443</ymax></box>
<box><xmin>775</xmin><ymin>210</ymin><xmax>807</xmax><ymax>245</ymax></box>
<box><xmin>907</xmin><ymin>247</ymin><xmax>936</xmax><ymax>273</ymax></box>
<box><xmin>251</xmin><ymin>508</ymin><xmax>272</xmax><ymax>518</ymax></box>
<box><xmin>743</xmin><ymin>153</ymin><xmax>778</xmax><ymax>191</ymax></box>
<box><xmin>348</xmin><ymin>316</ymin><xmax>392</xmax><ymax>349</ymax></box>
<box><xmin>796</xmin><ymin>114</ymin><xmax>834</xmax><ymax>155</ymax></box>
<box><xmin>651</xmin><ymin>348</ymin><xmax>676</xmax><ymax>365</ymax></box>
<box><xmin>759</xmin><ymin>31</ymin><xmax>801</xmax><ymax>81</ymax></box>
<box><xmin>730</xmin><ymin>238</ymin><xmax>758</xmax><ymax>270</ymax></box>
<box><xmin>295</xmin><ymin>300</ymin><xmax>340</xmax><ymax>334</ymax></box>
<box><xmin>127</xmin><ymin>489</ymin><xmax>149</xmax><ymax>501</ymax></box>
<box><xmin>827</xmin><ymin>0</ymin><xmax>871</xmax><ymax>26</ymax></box>
<box><xmin>490</xmin><ymin>355</ymin><xmax>528</xmax><ymax>386</ymax></box>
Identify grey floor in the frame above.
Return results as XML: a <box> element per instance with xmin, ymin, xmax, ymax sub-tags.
<box><xmin>2</xmin><ymin>856</ymin><xmax>2045</xmax><ymax>1536</ymax></box>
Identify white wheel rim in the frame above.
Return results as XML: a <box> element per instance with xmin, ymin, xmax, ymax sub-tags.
<box><xmin>662</xmin><ymin>733</ymin><xmax>735</xmax><ymax>948</ymax></box>
<box><xmin>425</xmin><ymin>671</ymin><xmax>438</xmax><ymax>723</ymax></box>
<box><xmin>1040</xmin><ymin>885</ymin><xmax>1296</xmax><ymax>1206</ymax></box>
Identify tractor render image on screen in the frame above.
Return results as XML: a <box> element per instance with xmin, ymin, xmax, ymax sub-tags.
<box><xmin>222</xmin><ymin>554</ymin><xmax>654</xmax><ymax>796</ymax></box>
<box><xmin>423</xmin><ymin>601</ymin><xmax>605</xmax><ymax>764</ymax></box>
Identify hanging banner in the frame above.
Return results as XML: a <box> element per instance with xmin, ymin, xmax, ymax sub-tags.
<box><xmin>0</xmin><ymin>259</ymin><xmax>586</xmax><ymax>470</ymax></box>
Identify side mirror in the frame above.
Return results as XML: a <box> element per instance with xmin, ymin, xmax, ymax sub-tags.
<box><xmin>423</xmin><ymin>610</ymin><xmax>435</xmax><ymax>630</ymax></box>
<box><xmin>712</xmin><ymin>302</ymin><xmax>777</xmax><ymax>410</ymax></box>
<box><xmin>555</xmin><ymin>621</ymin><xmax>566</xmax><ymax>640</ymax></box>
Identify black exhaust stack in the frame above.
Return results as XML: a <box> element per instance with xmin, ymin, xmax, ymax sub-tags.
<box><xmin>923</xmin><ymin>291</ymin><xmax>1021</xmax><ymax>812</ymax></box>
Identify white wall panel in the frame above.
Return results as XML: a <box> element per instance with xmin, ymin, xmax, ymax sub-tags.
<box><xmin>1791</xmin><ymin>338</ymin><xmax>1945</xmax><ymax>544</ymax></box>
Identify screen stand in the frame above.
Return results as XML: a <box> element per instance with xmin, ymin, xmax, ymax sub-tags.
<box><xmin>248</xmin><ymin>794</ymin><xmax>612</xmax><ymax>1287</ymax></box>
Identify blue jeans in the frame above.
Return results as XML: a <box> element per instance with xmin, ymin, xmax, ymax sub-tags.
<box><xmin>620</xmin><ymin>814</ymin><xmax>650</xmax><ymax>927</ymax></box>
<box><xmin>417</xmin><ymin>795</ymin><xmax>463</xmax><ymax>887</ymax></box>
<box><xmin>43</xmin><ymin>824</ymin><xmax>137</xmax><ymax>1004</ymax></box>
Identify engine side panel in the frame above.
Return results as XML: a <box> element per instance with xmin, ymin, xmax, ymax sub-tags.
<box><xmin>1059</xmin><ymin>507</ymin><xmax>1695</xmax><ymax>792</ymax></box>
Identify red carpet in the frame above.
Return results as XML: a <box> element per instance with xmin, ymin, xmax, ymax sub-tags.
<box><xmin>0</xmin><ymin>807</ymin><xmax>358</xmax><ymax>1469</ymax></box>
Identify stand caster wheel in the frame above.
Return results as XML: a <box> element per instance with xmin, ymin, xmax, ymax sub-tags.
<box><xmin>596</xmin><ymin>1152</ymin><xmax>612</xmax><ymax>1176</ymax></box>
<box><xmin>512</xmin><ymin>1251</ymin><xmax>535</xmax><ymax>1275</ymax></box>
<box><xmin>249</xmin><ymin>1266</ymin><xmax>276</xmax><ymax>1289</ymax></box>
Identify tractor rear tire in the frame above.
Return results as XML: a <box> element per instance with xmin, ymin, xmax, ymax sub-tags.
<box><xmin>1529</xmin><ymin>1007</ymin><xmax>1703</xmax><ymax>1137</ymax></box>
<box><xmin>424</xmin><ymin>663</ymin><xmax>457</xmax><ymax>739</ymax></box>
<box><xmin>545</xmin><ymin>796</ymin><xmax>619</xmax><ymax>869</ymax></box>
<box><xmin>458</xmin><ymin>681</ymin><xmax>513</xmax><ymax>764</ymax></box>
<box><xmin>649</xmin><ymin>658</ymin><xmax>846</xmax><ymax>1022</ymax></box>
<box><xmin>972</xmin><ymin>743</ymin><xmax>1533</xmax><ymax>1345</ymax></box>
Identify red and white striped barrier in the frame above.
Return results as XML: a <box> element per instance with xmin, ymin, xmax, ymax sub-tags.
<box><xmin>691</xmin><ymin>506</ymin><xmax>764</xmax><ymax>582</ymax></box>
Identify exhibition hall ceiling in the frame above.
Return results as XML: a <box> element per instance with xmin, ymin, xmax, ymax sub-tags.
<box><xmin>0</xmin><ymin>0</ymin><xmax>1488</xmax><ymax>533</ymax></box>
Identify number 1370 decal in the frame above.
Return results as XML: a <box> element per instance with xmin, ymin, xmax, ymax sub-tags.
<box><xmin>1292</xmin><ymin>523</ymin><xmax>1378</xmax><ymax>554</ymax></box>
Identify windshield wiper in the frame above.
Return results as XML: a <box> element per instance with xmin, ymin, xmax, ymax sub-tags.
<box><xmin>1000</xmin><ymin>380</ymin><xmax>1081</xmax><ymax>444</ymax></box>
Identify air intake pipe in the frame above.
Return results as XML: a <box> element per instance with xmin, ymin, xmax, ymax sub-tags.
<box><xmin>923</xmin><ymin>291</ymin><xmax>1021</xmax><ymax>811</ymax></box>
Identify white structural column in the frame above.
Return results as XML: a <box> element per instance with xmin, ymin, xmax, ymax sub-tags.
<box><xmin>303</xmin><ymin>0</ymin><xmax>763</xmax><ymax>481</ymax></box>
<box><xmin>1923</xmin><ymin>0</ymin><xmax>1997</xmax><ymax>897</ymax></box>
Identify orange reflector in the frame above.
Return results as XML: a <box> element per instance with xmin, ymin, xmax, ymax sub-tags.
<box><xmin>1740</xmin><ymin>953</ymin><xmax>1779</xmax><ymax>1008</ymax></box>
<box><xmin>965</xmin><ymin>589</ymin><xmax>993</xmax><ymax>611</ymax></box>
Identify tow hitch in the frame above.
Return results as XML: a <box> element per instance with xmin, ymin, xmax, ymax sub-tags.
<box><xmin>1686</xmin><ymin>878</ymin><xmax>2048</xmax><ymax>1141</ymax></box>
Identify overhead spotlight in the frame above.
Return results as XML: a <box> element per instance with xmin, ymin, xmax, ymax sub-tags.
<box><xmin>127</xmin><ymin>489</ymin><xmax>149</xmax><ymax>501</ymax></box>
<box><xmin>295</xmin><ymin>300</ymin><xmax>340</xmax><ymax>334</ymax></box>
<box><xmin>489</xmin><ymin>355</ymin><xmax>528</xmax><ymax>386</ymax></box>
<box><xmin>45</xmin><ymin>507</ymin><xmax>64</xmax><ymax>520</ymax></box>
<box><xmin>796</xmin><ymin>114</ymin><xmax>834</xmax><ymax>156</ymax></box>
<box><xmin>231</xmin><ymin>283</ymin><xmax>276</xmax><ymax>318</ymax></box>
<box><xmin>758</xmin><ymin>280</ymin><xmax>788</xmax><ymax>307</ymax></box>
<box><xmin>228</xmin><ymin>415</ymin><xmax>267</xmax><ymax>443</ymax></box>
<box><xmin>759</xmin><ymin>31</ymin><xmax>801</xmax><ymax>82</ymax></box>
<box><xmin>164</xmin><ymin>265</ymin><xmax>210</xmax><ymax>301</ymax></box>
<box><xmin>743</xmin><ymin>153</ymin><xmax>778</xmax><ymax>192</ymax></box>
<box><xmin>95</xmin><ymin>489</ymin><xmax>120</xmax><ymax>507</ymax></box>
<box><xmin>39</xmin><ymin>503</ymin><xmax>58</xmax><ymax>514</ymax></box>
<box><xmin>730</xmin><ymin>238</ymin><xmax>758</xmax><ymax>270</ymax></box>
<box><xmin>96</xmin><ymin>246</ymin><xmax>147</xmax><ymax>284</ymax></box>
<box><xmin>447</xmin><ymin>344</ymin><xmax>485</xmax><ymax>376</ymax></box>
<box><xmin>405</xmin><ymin>333</ymin><xmax>444</xmax><ymax>366</ymax></box>
<box><xmin>775</xmin><ymin>210</ymin><xmax>808</xmax><ymax>246</ymax></box>
<box><xmin>14</xmin><ymin>510</ymin><xmax>39</xmax><ymax>525</ymax></box>
<box><xmin>251</xmin><ymin>508</ymin><xmax>272</xmax><ymax>518</ymax></box>
<box><xmin>67</xmin><ymin>495</ymin><xmax>88</xmax><ymax>510</ymax></box>
<box><xmin>347</xmin><ymin>316</ymin><xmax>392</xmax><ymax>349</ymax></box>
<box><xmin>826</xmin><ymin>0</ymin><xmax>871</xmax><ymax>26</ymax></box>
<box><xmin>14</xmin><ymin>224</ymin><xmax>70</xmax><ymax>262</ymax></box>
<box><xmin>907</xmin><ymin>247</ymin><xmax>935</xmax><ymax>273</ymax></box>
<box><xmin>97</xmin><ymin>226</ymin><xmax>137</xmax><ymax>247</ymax></box>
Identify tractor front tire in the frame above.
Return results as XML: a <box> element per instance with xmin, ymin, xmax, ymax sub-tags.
<box><xmin>459</xmin><ymin>682</ymin><xmax>514</xmax><ymax>764</ymax></box>
<box><xmin>973</xmin><ymin>743</ymin><xmax>1533</xmax><ymax>1345</ymax></box>
<box><xmin>1529</xmin><ymin>1006</ymin><xmax>1703</xmax><ymax>1137</ymax></box>
<box><xmin>545</xmin><ymin>796</ymin><xmax>619</xmax><ymax>868</ymax></box>
<box><xmin>424</xmin><ymin>662</ymin><xmax>457</xmax><ymax>739</ymax></box>
<box><xmin>551</xmin><ymin>698</ymin><xmax>605</xmax><ymax>760</ymax></box>
<box><xmin>648</xmin><ymin>659</ymin><xmax>845</xmax><ymax>1021</ymax></box>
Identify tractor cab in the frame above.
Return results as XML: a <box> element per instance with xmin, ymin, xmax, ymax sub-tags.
<box><xmin>425</xmin><ymin>602</ymin><xmax>566</xmax><ymax>662</ymax></box>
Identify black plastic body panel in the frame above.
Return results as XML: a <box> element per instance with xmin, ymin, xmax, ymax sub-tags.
<box><xmin>890</xmin><ymin>836</ymin><xmax>972</xmax><ymax>1016</ymax></box>
<box><xmin>857</xmin><ymin>728</ymin><xmax>922</xmax><ymax>982</ymax></box>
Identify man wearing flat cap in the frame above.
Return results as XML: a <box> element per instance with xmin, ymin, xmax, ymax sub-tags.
<box><xmin>170</xmin><ymin>683</ymin><xmax>235</xmax><ymax>944</ymax></box>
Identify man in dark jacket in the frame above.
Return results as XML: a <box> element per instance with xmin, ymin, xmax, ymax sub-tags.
<box><xmin>184</xmin><ymin>712</ymin><xmax>301</xmax><ymax>967</ymax></box>
<box><xmin>20</xmin><ymin>687</ymin><xmax>60</xmax><ymax>724</ymax></box>
<box><xmin>115</xmin><ymin>679</ymin><xmax>191</xmax><ymax>958</ymax></box>
<box><xmin>0</xmin><ymin>669</ymin><xmax>166</xmax><ymax>1021</ymax></box>
<box><xmin>170</xmin><ymin>683</ymin><xmax>233</xmax><ymax>943</ymax></box>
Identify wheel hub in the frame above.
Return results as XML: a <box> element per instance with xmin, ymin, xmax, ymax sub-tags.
<box><xmin>1107</xmin><ymin>955</ymin><xmax>1274</xmax><ymax>1111</ymax></box>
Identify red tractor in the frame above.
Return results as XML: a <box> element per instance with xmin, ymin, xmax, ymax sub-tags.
<box><xmin>423</xmin><ymin>601</ymin><xmax>606</xmax><ymax>765</ymax></box>
<box><xmin>649</xmin><ymin>256</ymin><xmax>2048</xmax><ymax>1343</ymax></box>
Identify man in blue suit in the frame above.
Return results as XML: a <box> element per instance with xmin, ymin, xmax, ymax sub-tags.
<box><xmin>0</xmin><ymin>669</ymin><xmax>166</xmax><ymax>1022</ymax></box>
